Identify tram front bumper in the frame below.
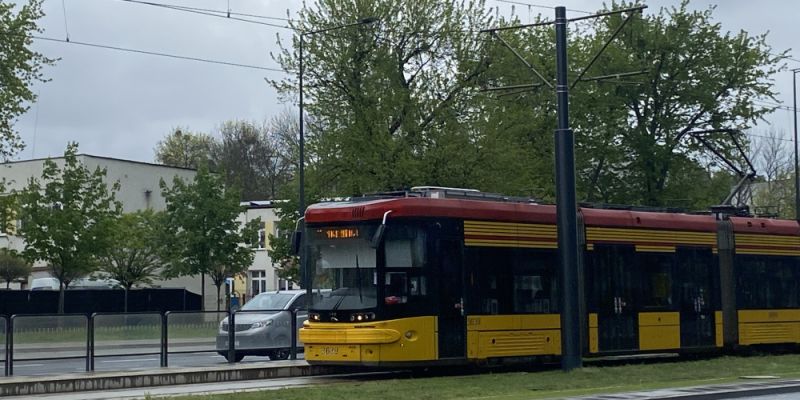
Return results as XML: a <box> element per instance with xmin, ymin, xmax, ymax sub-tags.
<box><xmin>300</xmin><ymin>316</ymin><xmax>437</xmax><ymax>364</ymax></box>
<box><xmin>300</xmin><ymin>324</ymin><xmax>399</xmax><ymax>363</ymax></box>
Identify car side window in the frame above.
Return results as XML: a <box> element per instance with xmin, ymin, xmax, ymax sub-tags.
<box><xmin>290</xmin><ymin>294</ymin><xmax>306</xmax><ymax>311</ymax></box>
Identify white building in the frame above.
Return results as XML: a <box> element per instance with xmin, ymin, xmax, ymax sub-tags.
<box><xmin>0</xmin><ymin>155</ymin><xmax>217</xmax><ymax>307</ymax></box>
<box><xmin>0</xmin><ymin>155</ymin><xmax>197</xmax><ymax>212</ymax></box>
<box><xmin>0</xmin><ymin>154</ymin><xmax>293</xmax><ymax>309</ymax></box>
<box><xmin>237</xmin><ymin>200</ymin><xmax>293</xmax><ymax>300</ymax></box>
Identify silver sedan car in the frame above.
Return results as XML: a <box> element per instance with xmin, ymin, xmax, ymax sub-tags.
<box><xmin>216</xmin><ymin>290</ymin><xmax>308</xmax><ymax>362</ymax></box>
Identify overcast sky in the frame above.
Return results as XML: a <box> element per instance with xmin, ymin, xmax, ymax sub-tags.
<box><xmin>12</xmin><ymin>0</ymin><xmax>799</xmax><ymax>164</ymax></box>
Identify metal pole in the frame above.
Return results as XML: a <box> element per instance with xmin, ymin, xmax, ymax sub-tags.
<box><xmin>227</xmin><ymin>309</ymin><xmax>236</xmax><ymax>363</ymax></box>
<box><xmin>299</xmin><ymin>34</ymin><xmax>306</xmax><ymax>217</ymax></box>
<box><xmin>793</xmin><ymin>69</ymin><xmax>799</xmax><ymax>220</ymax></box>
<box><xmin>290</xmin><ymin>309</ymin><xmax>298</xmax><ymax>360</ymax></box>
<box><xmin>87</xmin><ymin>314</ymin><xmax>94</xmax><ymax>372</ymax></box>
<box><xmin>554</xmin><ymin>5</ymin><xmax>582</xmax><ymax>371</ymax></box>
<box><xmin>3</xmin><ymin>317</ymin><xmax>8</xmax><ymax>377</ymax></box>
<box><xmin>299</xmin><ymin>33</ymin><xmax>312</xmax><ymax>305</ymax></box>
<box><xmin>7</xmin><ymin>317</ymin><xmax>13</xmax><ymax>376</ymax></box>
<box><xmin>160</xmin><ymin>313</ymin><xmax>168</xmax><ymax>367</ymax></box>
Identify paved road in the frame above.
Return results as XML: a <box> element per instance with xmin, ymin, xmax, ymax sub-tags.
<box><xmin>6</xmin><ymin>352</ymin><xmax>303</xmax><ymax>377</ymax></box>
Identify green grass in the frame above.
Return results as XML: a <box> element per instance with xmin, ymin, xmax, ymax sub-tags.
<box><xmin>174</xmin><ymin>354</ymin><xmax>800</xmax><ymax>400</ymax></box>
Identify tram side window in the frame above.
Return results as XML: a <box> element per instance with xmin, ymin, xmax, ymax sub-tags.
<box><xmin>466</xmin><ymin>247</ymin><xmax>509</xmax><ymax>314</ymax></box>
<box><xmin>512</xmin><ymin>249</ymin><xmax>558</xmax><ymax>313</ymax></box>
<box><xmin>675</xmin><ymin>247</ymin><xmax>717</xmax><ymax>311</ymax></box>
<box><xmin>467</xmin><ymin>247</ymin><xmax>557</xmax><ymax>314</ymax></box>
<box><xmin>638</xmin><ymin>253</ymin><xmax>674</xmax><ymax>310</ymax></box>
<box><xmin>736</xmin><ymin>255</ymin><xmax>800</xmax><ymax>309</ymax></box>
<box><xmin>384</xmin><ymin>225</ymin><xmax>428</xmax><ymax>304</ymax></box>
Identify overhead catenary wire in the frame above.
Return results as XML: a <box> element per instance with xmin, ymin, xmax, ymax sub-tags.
<box><xmin>492</xmin><ymin>0</ymin><xmax>592</xmax><ymax>15</ymax></box>
<box><xmin>115</xmin><ymin>0</ymin><xmax>293</xmax><ymax>22</ymax></box>
<box><xmin>116</xmin><ymin>0</ymin><xmax>292</xmax><ymax>30</ymax></box>
<box><xmin>16</xmin><ymin>34</ymin><xmax>289</xmax><ymax>73</ymax></box>
<box><xmin>61</xmin><ymin>0</ymin><xmax>70</xmax><ymax>41</ymax></box>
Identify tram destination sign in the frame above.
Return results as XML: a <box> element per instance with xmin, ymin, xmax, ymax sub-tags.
<box><xmin>317</xmin><ymin>227</ymin><xmax>360</xmax><ymax>240</ymax></box>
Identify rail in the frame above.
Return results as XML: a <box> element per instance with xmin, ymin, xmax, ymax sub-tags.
<box><xmin>0</xmin><ymin>308</ymin><xmax>303</xmax><ymax>377</ymax></box>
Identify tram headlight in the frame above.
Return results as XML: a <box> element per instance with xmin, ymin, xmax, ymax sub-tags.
<box><xmin>349</xmin><ymin>312</ymin><xmax>376</xmax><ymax>322</ymax></box>
<box><xmin>309</xmin><ymin>312</ymin><xmax>321</xmax><ymax>322</ymax></box>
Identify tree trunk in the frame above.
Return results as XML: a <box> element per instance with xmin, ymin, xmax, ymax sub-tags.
<box><xmin>58</xmin><ymin>282</ymin><xmax>66</xmax><ymax>314</ymax></box>
<box><xmin>201</xmin><ymin>273</ymin><xmax>206</xmax><ymax>311</ymax></box>
<box><xmin>124</xmin><ymin>287</ymin><xmax>129</xmax><ymax>313</ymax></box>
<box><xmin>216</xmin><ymin>284</ymin><xmax>222</xmax><ymax>312</ymax></box>
<box><xmin>5</xmin><ymin>281</ymin><xmax>9</xmax><ymax>289</ymax></box>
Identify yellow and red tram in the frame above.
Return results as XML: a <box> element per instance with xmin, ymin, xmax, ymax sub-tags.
<box><xmin>298</xmin><ymin>188</ymin><xmax>800</xmax><ymax>366</ymax></box>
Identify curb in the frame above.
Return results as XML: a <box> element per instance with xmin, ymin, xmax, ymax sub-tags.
<box><xmin>0</xmin><ymin>361</ymin><xmax>337</xmax><ymax>396</ymax></box>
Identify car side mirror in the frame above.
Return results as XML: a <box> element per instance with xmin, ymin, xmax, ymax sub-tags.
<box><xmin>291</xmin><ymin>230</ymin><xmax>302</xmax><ymax>255</ymax></box>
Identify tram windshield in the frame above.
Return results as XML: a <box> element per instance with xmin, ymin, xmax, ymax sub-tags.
<box><xmin>307</xmin><ymin>224</ymin><xmax>378</xmax><ymax>310</ymax></box>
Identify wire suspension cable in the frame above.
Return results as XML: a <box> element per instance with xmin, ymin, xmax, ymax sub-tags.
<box><xmin>117</xmin><ymin>0</ymin><xmax>292</xmax><ymax>30</ymax></box>
<box><xmin>492</xmin><ymin>0</ymin><xmax>592</xmax><ymax>15</ymax></box>
<box><xmin>61</xmin><ymin>0</ymin><xmax>70</xmax><ymax>41</ymax></box>
<box><xmin>24</xmin><ymin>34</ymin><xmax>288</xmax><ymax>72</ymax></box>
<box><xmin>115</xmin><ymin>0</ymin><xmax>292</xmax><ymax>22</ymax></box>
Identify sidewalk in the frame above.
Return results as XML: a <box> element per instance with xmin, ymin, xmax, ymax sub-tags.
<box><xmin>0</xmin><ymin>359</ymin><xmax>337</xmax><ymax>396</ymax></box>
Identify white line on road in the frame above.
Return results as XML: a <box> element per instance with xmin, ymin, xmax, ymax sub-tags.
<box><xmin>13</xmin><ymin>363</ymin><xmax>45</xmax><ymax>368</ymax></box>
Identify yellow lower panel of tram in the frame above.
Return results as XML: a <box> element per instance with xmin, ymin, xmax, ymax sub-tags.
<box><xmin>466</xmin><ymin>314</ymin><xmax>561</xmax><ymax>359</ymax></box>
<box><xmin>738</xmin><ymin>310</ymin><xmax>800</xmax><ymax>345</ymax></box>
<box><xmin>638</xmin><ymin>312</ymin><xmax>680</xmax><ymax>350</ymax></box>
<box><xmin>302</xmin><ymin>316</ymin><xmax>437</xmax><ymax>363</ymax></box>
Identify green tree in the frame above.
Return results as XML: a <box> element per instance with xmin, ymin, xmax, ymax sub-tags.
<box><xmin>18</xmin><ymin>143</ymin><xmax>121</xmax><ymax>313</ymax></box>
<box><xmin>211</xmin><ymin>120</ymin><xmax>294</xmax><ymax>201</ymax></box>
<box><xmin>0</xmin><ymin>248</ymin><xmax>31</xmax><ymax>289</ymax></box>
<box><xmin>267</xmin><ymin>195</ymin><xmax>302</xmax><ymax>285</ymax></box>
<box><xmin>269</xmin><ymin>0</ymin><xmax>785</xmax><ymax>236</ymax></box>
<box><xmin>749</xmin><ymin>129</ymin><xmax>795</xmax><ymax>218</ymax></box>
<box><xmin>98</xmin><ymin>210</ymin><xmax>163</xmax><ymax>311</ymax></box>
<box><xmin>154</xmin><ymin>128</ymin><xmax>215</xmax><ymax>169</ymax></box>
<box><xmin>0</xmin><ymin>180</ymin><xmax>19</xmax><ymax>234</ymax></box>
<box><xmin>159</xmin><ymin>166</ymin><xmax>260</xmax><ymax>311</ymax></box>
<box><xmin>0</xmin><ymin>0</ymin><xmax>54</xmax><ymax>160</ymax></box>
<box><xmin>567</xmin><ymin>1</ymin><xmax>784</xmax><ymax>207</ymax></box>
<box><xmin>271</xmin><ymin>0</ymin><xmax>492</xmax><ymax>197</ymax></box>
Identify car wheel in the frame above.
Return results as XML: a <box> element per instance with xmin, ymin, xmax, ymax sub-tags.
<box><xmin>269</xmin><ymin>348</ymin><xmax>291</xmax><ymax>360</ymax></box>
<box><xmin>222</xmin><ymin>352</ymin><xmax>245</xmax><ymax>362</ymax></box>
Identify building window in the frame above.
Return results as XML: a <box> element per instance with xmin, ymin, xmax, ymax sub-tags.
<box><xmin>273</xmin><ymin>223</ymin><xmax>282</xmax><ymax>238</ymax></box>
<box><xmin>257</xmin><ymin>221</ymin><xmax>266</xmax><ymax>249</ymax></box>
<box><xmin>278</xmin><ymin>278</ymin><xmax>294</xmax><ymax>290</ymax></box>
<box><xmin>251</xmin><ymin>270</ymin><xmax>267</xmax><ymax>296</ymax></box>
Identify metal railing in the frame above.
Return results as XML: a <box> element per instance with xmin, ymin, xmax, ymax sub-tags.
<box><xmin>0</xmin><ymin>308</ymin><xmax>302</xmax><ymax>377</ymax></box>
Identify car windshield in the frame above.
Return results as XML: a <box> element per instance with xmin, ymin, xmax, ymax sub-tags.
<box><xmin>307</xmin><ymin>224</ymin><xmax>378</xmax><ymax>310</ymax></box>
<box><xmin>241</xmin><ymin>293</ymin><xmax>294</xmax><ymax>311</ymax></box>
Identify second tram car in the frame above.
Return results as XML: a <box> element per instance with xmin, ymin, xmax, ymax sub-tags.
<box><xmin>298</xmin><ymin>187</ymin><xmax>800</xmax><ymax>366</ymax></box>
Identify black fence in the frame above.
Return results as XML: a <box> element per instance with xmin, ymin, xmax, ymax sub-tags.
<box><xmin>2</xmin><ymin>308</ymin><xmax>300</xmax><ymax>377</ymax></box>
<box><xmin>0</xmin><ymin>289</ymin><xmax>202</xmax><ymax>315</ymax></box>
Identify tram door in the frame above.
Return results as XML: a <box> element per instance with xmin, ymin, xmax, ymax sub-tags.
<box><xmin>438</xmin><ymin>239</ymin><xmax>465</xmax><ymax>359</ymax></box>
<box><xmin>593</xmin><ymin>245</ymin><xmax>639</xmax><ymax>352</ymax></box>
<box><xmin>676</xmin><ymin>247</ymin><xmax>716</xmax><ymax>348</ymax></box>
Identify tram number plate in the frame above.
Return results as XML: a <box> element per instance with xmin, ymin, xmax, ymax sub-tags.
<box><xmin>321</xmin><ymin>346</ymin><xmax>339</xmax><ymax>356</ymax></box>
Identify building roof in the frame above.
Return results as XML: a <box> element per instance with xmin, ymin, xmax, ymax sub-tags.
<box><xmin>1</xmin><ymin>154</ymin><xmax>197</xmax><ymax>171</ymax></box>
